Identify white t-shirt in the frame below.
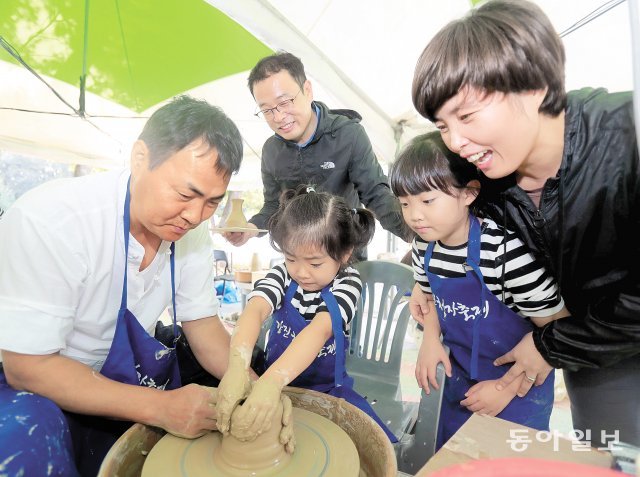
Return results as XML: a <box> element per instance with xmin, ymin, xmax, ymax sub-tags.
<box><xmin>0</xmin><ymin>169</ymin><xmax>219</xmax><ymax>370</ymax></box>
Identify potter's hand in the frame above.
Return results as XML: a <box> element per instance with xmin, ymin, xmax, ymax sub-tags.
<box><xmin>279</xmin><ymin>393</ymin><xmax>296</xmax><ymax>454</ymax></box>
<box><xmin>216</xmin><ymin>351</ymin><xmax>252</xmax><ymax>434</ymax></box>
<box><xmin>159</xmin><ymin>384</ymin><xmax>218</xmax><ymax>439</ymax></box>
<box><xmin>494</xmin><ymin>332</ymin><xmax>553</xmax><ymax>397</ymax></box>
<box><xmin>231</xmin><ymin>376</ymin><xmax>281</xmax><ymax>439</ymax></box>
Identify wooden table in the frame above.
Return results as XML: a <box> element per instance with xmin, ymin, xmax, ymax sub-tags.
<box><xmin>235</xmin><ymin>280</ymin><xmax>253</xmax><ymax>308</ymax></box>
<box><xmin>233</xmin><ymin>270</ymin><xmax>269</xmax><ymax>308</ymax></box>
<box><xmin>416</xmin><ymin>414</ymin><xmax>613</xmax><ymax>476</ymax></box>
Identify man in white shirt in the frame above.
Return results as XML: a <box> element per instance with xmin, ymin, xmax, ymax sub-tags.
<box><xmin>0</xmin><ymin>95</ymin><xmax>242</xmax><ymax>476</ymax></box>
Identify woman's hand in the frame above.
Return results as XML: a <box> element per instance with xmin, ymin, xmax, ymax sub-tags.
<box><xmin>493</xmin><ymin>332</ymin><xmax>553</xmax><ymax>397</ymax></box>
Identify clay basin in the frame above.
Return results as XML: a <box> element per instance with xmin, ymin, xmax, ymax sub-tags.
<box><xmin>98</xmin><ymin>386</ymin><xmax>397</xmax><ymax>477</ymax></box>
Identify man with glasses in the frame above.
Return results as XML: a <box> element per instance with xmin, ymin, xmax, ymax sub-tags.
<box><xmin>223</xmin><ymin>51</ymin><xmax>406</xmax><ymax>256</ymax></box>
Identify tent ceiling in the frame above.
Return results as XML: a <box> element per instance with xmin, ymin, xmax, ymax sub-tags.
<box><xmin>0</xmin><ymin>0</ymin><xmax>271</xmax><ymax>112</ymax></box>
<box><xmin>0</xmin><ymin>0</ymin><xmax>635</xmax><ymax>187</ymax></box>
<box><xmin>212</xmin><ymin>0</ymin><xmax>633</xmax><ymax>161</ymax></box>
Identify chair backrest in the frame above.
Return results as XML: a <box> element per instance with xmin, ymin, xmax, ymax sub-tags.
<box><xmin>213</xmin><ymin>250</ymin><xmax>231</xmax><ymax>275</ymax></box>
<box><xmin>396</xmin><ymin>360</ymin><xmax>447</xmax><ymax>473</ymax></box>
<box><xmin>348</xmin><ymin>260</ymin><xmax>414</xmax><ymax>386</ymax></box>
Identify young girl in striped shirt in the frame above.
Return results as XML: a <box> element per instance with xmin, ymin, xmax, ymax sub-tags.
<box><xmin>215</xmin><ymin>185</ymin><xmax>397</xmax><ymax>445</ymax></box>
<box><xmin>389</xmin><ymin>132</ymin><xmax>568</xmax><ymax>448</ymax></box>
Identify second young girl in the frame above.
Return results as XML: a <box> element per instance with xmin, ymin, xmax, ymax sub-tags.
<box><xmin>215</xmin><ymin>185</ymin><xmax>397</xmax><ymax>443</ymax></box>
<box><xmin>389</xmin><ymin>132</ymin><xmax>568</xmax><ymax>448</ymax></box>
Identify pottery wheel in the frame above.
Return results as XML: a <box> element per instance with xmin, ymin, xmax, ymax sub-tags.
<box><xmin>141</xmin><ymin>408</ymin><xmax>360</xmax><ymax>477</ymax></box>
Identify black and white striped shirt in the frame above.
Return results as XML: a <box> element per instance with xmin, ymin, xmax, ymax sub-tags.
<box><xmin>413</xmin><ymin>218</ymin><xmax>564</xmax><ymax>318</ymax></box>
<box><xmin>247</xmin><ymin>263</ymin><xmax>361</xmax><ymax>334</ymax></box>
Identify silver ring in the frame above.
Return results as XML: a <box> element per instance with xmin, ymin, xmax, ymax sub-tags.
<box><xmin>525</xmin><ymin>374</ymin><xmax>536</xmax><ymax>382</ymax></box>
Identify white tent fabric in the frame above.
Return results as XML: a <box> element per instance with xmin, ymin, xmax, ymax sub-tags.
<box><xmin>0</xmin><ymin>0</ymin><xmax>636</xmax><ymax>191</ymax></box>
<box><xmin>0</xmin><ymin>61</ymin><xmax>142</xmax><ymax>168</ymax></box>
<box><xmin>210</xmin><ymin>0</ymin><xmax>634</xmax><ymax>163</ymax></box>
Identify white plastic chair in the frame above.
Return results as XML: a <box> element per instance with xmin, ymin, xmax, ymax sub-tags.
<box><xmin>213</xmin><ymin>249</ymin><xmax>235</xmax><ymax>296</ymax></box>
<box><xmin>348</xmin><ymin>260</ymin><xmax>445</xmax><ymax>473</ymax></box>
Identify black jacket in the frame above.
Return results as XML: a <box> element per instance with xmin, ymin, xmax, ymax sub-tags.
<box><xmin>249</xmin><ymin>101</ymin><xmax>406</xmax><ymax>240</ymax></box>
<box><xmin>482</xmin><ymin>88</ymin><xmax>640</xmax><ymax>370</ymax></box>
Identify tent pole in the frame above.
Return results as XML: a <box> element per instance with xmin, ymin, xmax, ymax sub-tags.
<box><xmin>79</xmin><ymin>0</ymin><xmax>90</xmax><ymax>118</ymax></box>
<box><xmin>630</xmin><ymin>0</ymin><xmax>640</xmax><ymax>150</ymax></box>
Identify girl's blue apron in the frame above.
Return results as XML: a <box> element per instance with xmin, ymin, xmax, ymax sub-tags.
<box><xmin>424</xmin><ymin>215</ymin><xmax>554</xmax><ymax>450</ymax></box>
<box><xmin>0</xmin><ymin>181</ymin><xmax>181</xmax><ymax>476</ymax></box>
<box><xmin>264</xmin><ymin>281</ymin><xmax>398</xmax><ymax>442</ymax></box>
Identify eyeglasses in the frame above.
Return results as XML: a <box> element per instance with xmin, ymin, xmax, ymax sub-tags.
<box><xmin>254</xmin><ymin>90</ymin><xmax>301</xmax><ymax>120</ymax></box>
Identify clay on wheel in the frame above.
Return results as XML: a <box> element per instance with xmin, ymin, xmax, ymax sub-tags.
<box><xmin>141</xmin><ymin>407</ymin><xmax>360</xmax><ymax>476</ymax></box>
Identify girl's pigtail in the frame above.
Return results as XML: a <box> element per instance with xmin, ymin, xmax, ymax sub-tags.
<box><xmin>279</xmin><ymin>188</ymin><xmax>298</xmax><ymax>205</ymax></box>
<box><xmin>268</xmin><ymin>188</ymin><xmax>297</xmax><ymax>237</ymax></box>
<box><xmin>352</xmin><ymin>207</ymin><xmax>376</xmax><ymax>250</ymax></box>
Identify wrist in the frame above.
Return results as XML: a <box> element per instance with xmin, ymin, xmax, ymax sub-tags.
<box><xmin>421</xmin><ymin>331</ymin><xmax>442</xmax><ymax>346</ymax></box>
<box><xmin>260</xmin><ymin>370</ymin><xmax>287</xmax><ymax>390</ymax></box>
<box><xmin>138</xmin><ymin>387</ymin><xmax>166</xmax><ymax>428</ymax></box>
<box><xmin>531</xmin><ymin>326</ymin><xmax>559</xmax><ymax>368</ymax></box>
<box><xmin>229</xmin><ymin>347</ymin><xmax>251</xmax><ymax>369</ymax></box>
<box><xmin>505</xmin><ymin>375</ymin><xmax>524</xmax><ymax>395</ymax></box>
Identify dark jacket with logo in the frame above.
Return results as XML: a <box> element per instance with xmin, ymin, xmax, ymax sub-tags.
<box><xmin>481</xmin><ymin>88</ymin><xmax>640</xmax><ymax>370</ymax></box>
<box><xmin>249</xmin><ymin>101</ymin><xmax>406</xmax><ymax>240</ymax></box>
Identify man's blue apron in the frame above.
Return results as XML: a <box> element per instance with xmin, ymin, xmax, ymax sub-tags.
<box><xmin>0</xmin><ymin>181</ymin><xmax>181</xmax><ymax>476</ymax></box>
<box><xmin>99</xmin><ymin>181</ymin><xmax>181</xmax><ymax>391</ymax></box>
<box><xmin>424</xmin><ymin>215</ymin><xmax>553</xmax><ymax>449</ymax></box>
<box><xmin>265</xmin><ymin>281</ymin><xmax>398</xmax><ymax>442</ymax></box>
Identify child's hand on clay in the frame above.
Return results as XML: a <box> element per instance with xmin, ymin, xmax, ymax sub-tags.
<box><xmin>229</xmin><ymin>376</ymin><xmax>281</xmax><ymax>440</ymax></box>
